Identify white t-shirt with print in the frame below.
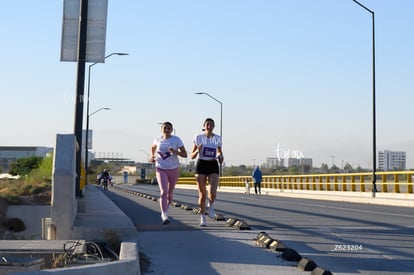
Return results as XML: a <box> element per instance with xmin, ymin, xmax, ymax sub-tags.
<box><xmin>153</xmin><ymin>135</ymin><xmax>184</xmax><ymax>169</ymax></box>
<box><xmin>193</xmin><ymin>134</ymin><xmax>222</xmax><ymax>161</ymax></box>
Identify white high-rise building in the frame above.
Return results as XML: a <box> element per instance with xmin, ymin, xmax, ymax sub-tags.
<box><xmin>266</xmin><ymin>157</ymin><xmax>312</xmax><ymax>168</ymax></box>
<box><xmin>266</xmin><ymin>157</ymin><xmax>284</xmax><ymax>168</ymax></box>
<box><xmin>287</xmin><ymin>158</ymin><xmax>313</xmax><ymax>168</ymax></box>
<box><xmin>378</xmin><ymin>150</ymin><xmax>406</xmax><ymax>171</ymax></box>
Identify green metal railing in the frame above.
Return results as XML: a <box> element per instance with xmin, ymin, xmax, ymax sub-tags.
<box><xmin>177</xmin><ymin>171</ymin><xmax>414</xmax><ymax>193</ymax></box>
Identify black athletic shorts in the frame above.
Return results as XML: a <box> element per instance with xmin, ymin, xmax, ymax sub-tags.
<box><xmin>195</xmin><ymin>159</ymin><xmax>219</xmax><ymax>175</ymax></box>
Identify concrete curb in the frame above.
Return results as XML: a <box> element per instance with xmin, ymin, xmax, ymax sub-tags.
<box><xmin>254</xmin><ymin>231</ymin><xmax>332</xmax><ymax>275</ymax></box>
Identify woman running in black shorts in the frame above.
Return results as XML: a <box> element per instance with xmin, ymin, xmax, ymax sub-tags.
<box><xmin>190</xmin><ymin>118</ymin><xmax>223</xmax><ymax>226</ymax></box>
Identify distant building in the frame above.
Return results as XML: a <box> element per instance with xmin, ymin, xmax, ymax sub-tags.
<box><xmin>378</xmin><ymin>150</ymin><xmax>406</xmax><ymax>171</ymax></box>
<box><xmin>0</xmin><ymin>146</ymin><xmax>53</xmax><ymax>170</ymax></box>
<box><xmin>266</xmin><ymin>157</ymin><xmax>313</xmax><ymax>168</ymax></box>
<box><xmin>266</xmin><ymin>157</ymin><xmax>284</xmax><ymax>168</ymax></box>
<box><xmin>286</xmin><ymin>157</ymin><xmax>313</xmax><ymax>168</ymax></box>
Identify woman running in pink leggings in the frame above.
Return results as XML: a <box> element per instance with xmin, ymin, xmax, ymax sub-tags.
<box><xmin>150</xmin><ymin>122</ymin><xmax>187</xmax><ymax>224</ymax></box>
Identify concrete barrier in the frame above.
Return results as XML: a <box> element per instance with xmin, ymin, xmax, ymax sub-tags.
<box><xmin>50</xmin><ymin>134</ymin><xmax>77</xmax><ymax>240</ymax></box>
<box><xmin>2</xmin><ymin>134</ymin><xmax>140</xmax><ymax>275</ymax></box>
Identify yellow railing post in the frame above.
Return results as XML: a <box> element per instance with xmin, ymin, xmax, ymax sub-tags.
<box><xmin>408</xmin><ymin>174</ymin><xmax>413</xmax><ymax>193</ymax></box>
<box><xmin>360</xmin><ymin>175</ymin><xmax>365</xmax><ymax>192</ymax></box>
<box><xmin>319</xmin><ymin>176</ymin><xmax>323</xmax><ymax>190</ymax></box>
<box><xmin>394</xmin><ymin>173</ymin><xmax>400</xmax><ymax>193</ymax></box>
<box><xmin>350</xmin><ymin>175</ymin><xmax>355</xmax><ymax>191</ymax></box>
<box><xmin>382</xmin><ymin>174</ymin><xmax>388</xmax><ymax>193</ymax></box>
<box><xmin>312</xmin><ymin>176</ymin><xmax>316</xmax><ymax>190</ymax></box>
<box><xmin>326</xmin><ymin>176</ymin><xmax>331</xmax><ymax>191</ymax></box>
<box><xmin>342</xmin><ymin>175</ymin><xmax>347</xmax><ymax>191</ymax></box>
<box><xmin>333</xmin><ymin>176</ymin><xmax>338</xmax><ymax>191</ymax></box>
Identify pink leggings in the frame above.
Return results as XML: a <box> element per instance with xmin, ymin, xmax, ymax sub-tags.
<box><xmin>156</xmin><ymin>167</ymin><xmax>180</xmax><ymax>212</ymax></box>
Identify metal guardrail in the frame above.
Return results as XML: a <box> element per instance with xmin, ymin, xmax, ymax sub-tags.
<box><xmin>177</xmin><ymin>171</ymin><xmax>414</xmax><ymax>194</ymax></box>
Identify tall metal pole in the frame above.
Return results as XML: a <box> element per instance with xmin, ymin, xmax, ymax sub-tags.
<box><xmin>85</xmin><ymin>107</ymin><xmax>110</xmax><ymax>175</ymax></box>
<box><xmin>195</xmin><ymin>92</ymin><xmax>223</xmax><ymax>175</ymax></box>
<box><xmin>84</xmin><ymin>52</ymin><xmax>128</xmax><ymax>182</ymax></box>
<box><xmin>85</xmin><ymin>62</ymin><xmax>94</xmax><ymax>181</ymax></box>
<box><xmin>352</xmin><ymin>0</ymin><xmax>377</xmax><ymax>197</ymax></box>
<box><xmin>74</xmin><ymin>0</ymin><xmax>88</xmax><ymax>197</ymax></box>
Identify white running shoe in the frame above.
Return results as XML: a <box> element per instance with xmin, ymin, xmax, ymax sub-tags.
<box><xmin>200</xmin><ymin>214</ymin><xmax>207</xmax><ymax>227</ymax></box>
<box><xmin>161</xmin><ymin>212</ymin><xmax>169</xmax><ymax>225</ymax></box>
<box><xmin>208</xmin><ymin>206</ymin><xmax>215</xmax><ymax>219</ymax></box>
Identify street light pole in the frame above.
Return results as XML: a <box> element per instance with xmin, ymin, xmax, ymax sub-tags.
<box><xmin>89</xmin><ymin>107</ymin><xmax>111</xmax><ymax>117</ymax></box>
<box><xmin>85</xmin><ymin>107</ymin><xmax>110</xmax><ymax>175</ymax></box>
<box><xmin>195</xmin><ymin>92</ymin><xmax>223</xmax><ymax>175</ymax></box>
<box><xmin>84</xmin><ymin>52</ymin><xmax>128</xmax><ymax>182</ymax></box>
<box><xmin>352</xmin><ymin>0</ymin><xmax>377</xmax><ymax>197</ymax></box>
<box><xmin>74</xmin><ymin>0</ymin><xmax>89</xmax><ymax>197</ymax></box>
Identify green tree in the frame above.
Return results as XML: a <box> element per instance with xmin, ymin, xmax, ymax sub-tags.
<box><xmin>9</xmin><ymin>156</ymin><xmax>43</xmax><ymax>176</ymax></box>
<box><xmin>29</xmin><ymin>153</ymin><xmax>53</xmax><ymax>183</ymax></box>
<box><xmin>355</xmin><ymin>165</ymin><xmax>365</xmax><ymax>172</ymax></box>
<box><xmin>288</xmin><ymin>165</ymin><xmax>299</xmax><ymax>174</ymax></box>
<box><xmin>329</xmin><ymin>164</ymin><xmax>340</xmax><ymax>173</ymax></box>
<box><xmin>302</xmin><ymin>164</ymin><xmax>311</xmax><ymax>174</ymax></box>
<box><xmin>223</xmin><ymin>165</ymin><xmax>250</xmax><ymax>176</ymax></box>
<box><xmin>320</xmin><ymin>163</ymin><xmax>329</xmax><ymax>173</ymax></box>
<box><xmin>344</xmin><ymin>163</ymin><xmax>353</xmax><ymax>172</ymax></box>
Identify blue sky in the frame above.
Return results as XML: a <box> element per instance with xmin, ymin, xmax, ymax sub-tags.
<box><xmin>1</xmin><ymin>1</ymin><xmax>413</xmax><ymax>169</ymax></box>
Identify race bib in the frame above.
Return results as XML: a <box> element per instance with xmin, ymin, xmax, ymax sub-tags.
<box><xmin>202</xmin><ymin>147</ymin><xmax>216</xmax><ymax>158</ymax></box>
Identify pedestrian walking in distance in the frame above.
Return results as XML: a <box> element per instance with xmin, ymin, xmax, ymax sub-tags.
<box><xmin>252</xmin><ymin>166</ymin><xmax>262</xmax><ymax>195</ymax></box>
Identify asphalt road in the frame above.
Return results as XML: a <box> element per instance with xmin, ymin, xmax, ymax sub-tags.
<box><xmin>105</xmin><ymin>184</ymin><xmax>414</xmax><ymax>275</ymax></box>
